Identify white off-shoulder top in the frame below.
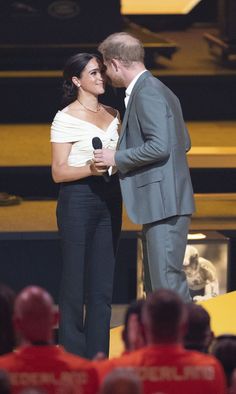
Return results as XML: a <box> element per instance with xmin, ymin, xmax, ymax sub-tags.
<box><xmin>50</xmin><ymin>109</ymin><xmax>120</xmax><ymax>167</ymax></box>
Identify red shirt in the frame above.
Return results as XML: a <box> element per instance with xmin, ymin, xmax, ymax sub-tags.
<box><xmin>0</xmin><ymin>345</ymin><xmax>98</xmax><ymax>394</ymax></box>
<box><xmin>95</xmin><ymin>344</ymin><xmax>227</xmax><ymax>394</ymax></box>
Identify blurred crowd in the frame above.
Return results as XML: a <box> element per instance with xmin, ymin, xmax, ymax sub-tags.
<box><xmin>0</xmin><ymin>283</ymin><xmax>235</xmax><ymax>394</ymax></box>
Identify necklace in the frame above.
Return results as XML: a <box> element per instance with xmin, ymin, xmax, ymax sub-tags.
<box><xmin>77</xmin><ymin>98</ymin><xmax>101</xmax><ymax>113</ymax></box>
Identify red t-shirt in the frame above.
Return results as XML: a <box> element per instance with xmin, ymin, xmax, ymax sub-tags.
<box><xmin>0</xmin><ymin>345</ymin><xmax>99</xmax><ymax>394</ymax></box>
<box><xmin>95</xmin><ymin>344</ymin><xmax>227</xmax><ymax>394</ymax></box>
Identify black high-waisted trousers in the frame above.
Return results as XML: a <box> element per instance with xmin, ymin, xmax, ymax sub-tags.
<box><xmin>57</xmin><ymin>174</ymin><xmax>122</xmax><ymax>359</ymax></box>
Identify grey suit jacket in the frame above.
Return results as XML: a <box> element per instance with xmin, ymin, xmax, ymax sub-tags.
<box><xmin>115</xmin><ymin>71</ymin><xmax>195</xmax><ymax>225</ymax></box>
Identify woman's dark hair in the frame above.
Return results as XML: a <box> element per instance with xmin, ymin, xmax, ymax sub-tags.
<box><xmin>0</xmin><ymin>283</ymin><xmax>16</xmax><ymax>355</ymax></box>
<box><xmin>61</xmin><ymin>52</ymin><xmax>102</xmax><ymax>108</ymax></box>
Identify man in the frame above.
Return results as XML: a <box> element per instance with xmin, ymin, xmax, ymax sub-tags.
<box><xmin>183</xmin><ymin>303</ymin><xmax>214</xmax><ymax>353</ymax></box>
<box><xmin>0</xmin><ymin>369</ymin><xmax>10</xmax><ymax>394</ymax></box>
<box><xmin>211</xmin><ymin>334</ymin><xmax>236</xmax><ymax>389</ymax></box>
<box><xmin>94</xmin><ymin>32</ymin><xmax>195</xmax><ymax>301</ymax></box>
<box><xmin>230</xmin><ymin>368</ymin><xmax>236</xmax><ymax>394</ymax></box>
<box><xmin>122</xmin><ymin>299</ymin><xmax>146</xmax><ymax>354</ymax></box>
<box><xmin>95</xmin><ymin>289</ymin><xmax>227</xmax><ymax>394</ymax></box>
<box><xmin>0</xmin><ymin>286</ymin><xmax>98</xmax><ymax>394</ymax></box>
<box><xmin>94</xmin><ymin>300</ymin><xmax>146</xmax><ymax>362</ymax></box>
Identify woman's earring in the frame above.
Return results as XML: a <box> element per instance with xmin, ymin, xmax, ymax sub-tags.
<box><xmin>77</xmin><ymin>84</ymin><xmax>81</xmax><ymax>88</ymax></box>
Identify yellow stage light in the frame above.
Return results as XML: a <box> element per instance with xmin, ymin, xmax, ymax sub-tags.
<box><xmin>121</xmin><ymin>0</ymin><xmax>202</xmax><ymax>15</ymax></box>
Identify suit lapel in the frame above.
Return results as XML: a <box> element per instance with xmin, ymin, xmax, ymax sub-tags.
<box><xmin>118</xmin><ymin>71</ymin><xmax>151</xmax><ymax>147</ymax></box>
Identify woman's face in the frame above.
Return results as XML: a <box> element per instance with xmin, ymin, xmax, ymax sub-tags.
<box><xmin>78</xmin><ymin>57</ymin><xmax>105</xmax><ymax>95</ymax></box>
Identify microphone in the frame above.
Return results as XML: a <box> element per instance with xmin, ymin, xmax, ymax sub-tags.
<box><xmin>92</xmin><ymin>137</ymin><xmax>110</xmax><ymax>183</ymax></box>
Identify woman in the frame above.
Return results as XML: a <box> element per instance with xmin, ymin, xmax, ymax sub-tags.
<box><xmin>50</xmin><ymin>53</ymin><xmax>122</xmax><ymax>359</ymax></box>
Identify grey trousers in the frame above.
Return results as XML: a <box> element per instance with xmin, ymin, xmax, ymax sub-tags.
<box><xmin>142</xmin><ymin>214</ymin><xmax>191</xmax><ymax>302</ymax></box>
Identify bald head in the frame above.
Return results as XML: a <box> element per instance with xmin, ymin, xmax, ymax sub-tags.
<box><xmin>14</xmin><ymin>286</ymin><xmax>57</xmax><ymax>344</ymax></box>
<box><xmin>101</xmin><ymin>368</ymin><xmax>141</xmax><ymax>394</ymax></box>
<box><xmin>98</xmin><ymin>32</ymin><xmax>144</xmax><ymax>67</ymax></box>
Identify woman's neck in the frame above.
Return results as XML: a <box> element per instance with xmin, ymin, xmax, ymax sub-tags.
<box><xmin>77</xmin><ymin>93</ymin><xmax>101</xmax><ymax>113</ymax></box>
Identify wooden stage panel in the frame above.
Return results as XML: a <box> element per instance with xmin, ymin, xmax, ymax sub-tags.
<box><xmin>1</xmin><ymin>122</ymin><xmax>236</xmax><ymax>168</ymax></box>
<box><xmin>1</xmin><ymin>194</ymin><xmax>236</xmax><ymax>234</ymax></box>
<box><xmin>121</xmin><ymin>0</ymin><xmax>202</xmax><ymax>15</ymax></box>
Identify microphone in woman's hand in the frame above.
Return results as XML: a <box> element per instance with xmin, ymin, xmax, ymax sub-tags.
<box><xmin>92</xmin><ymin>137</ymin><xmax>110</xmax><ymax>182</ymax></box>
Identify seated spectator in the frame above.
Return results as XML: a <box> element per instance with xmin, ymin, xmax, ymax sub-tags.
<box><xmin>95</xmin><ymin>289</ymin><xmax>227</xmax><ymax>394</ymax></box>
<box><xmin>100</xmin><ymin>368</ymin><xmax>141</xmax><ymax>394</ymax></box>
<box><xmin>183</xmin><ymin>303</ymin><xmax>214</xmax><ymax>353</ymax></box>
<box><xmin>93</xmin><ymin>299</ymin><xmax>146</xmax><ymax>362</ymax></box>
<box><xmin>229</xmin><ymin>368</ymin><xmax>236</xmax><ymax>394</ymax></box>
<box><xmin>122</xmin><ymin>299</ymin><xmax>146</xmax><ymax>354</ymax></box>
<box><xmin>0</xmin><ymin>283</ymin><xmax>16</xmax><ymax>355</ymax></box>
<box><xmin>211</xmin><ymin>335</ymin><xmax>236</xmax><ymax>389</ymax></box>
<box><xmin>0</xmin><ymin>369</ymin><xmax>11</xmax><ymax>394</ymax></box>
<box><xmin>0</xmin><ymin>286</ymin><xmax>99</xmax><ymax>394</ymax></box>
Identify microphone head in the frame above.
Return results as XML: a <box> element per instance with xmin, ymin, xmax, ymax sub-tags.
<box><xmin>92</xmin><ymin>137</ymin><xmax>102</xmax><ymax>150</ymax></box>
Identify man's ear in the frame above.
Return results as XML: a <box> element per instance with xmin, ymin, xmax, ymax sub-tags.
<box><xmin>206</xmin><ymin>330</ymin><xmax>215</xmax><ymax>348</ymax></box>
<box><xmin>53</xmin><ymin>309</ymin><xmax>59</xmax><ymax>328</ymax></box>
<box><xmin>111</xmin><ymin>59</ymin><xmax>120</xmax><ymax>71</ymax></box>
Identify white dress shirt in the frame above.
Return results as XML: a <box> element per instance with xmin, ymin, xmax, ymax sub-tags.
<box><xmin>124</xmin><ymin>70</ymin><xmax>147</xmax><ymax>108</ymax></box>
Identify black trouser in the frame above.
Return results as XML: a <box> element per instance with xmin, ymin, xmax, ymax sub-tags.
<box><xmin>57</xmin><ymin>174</ymin><xmax>122</xmax><ymax>359</ymax></box>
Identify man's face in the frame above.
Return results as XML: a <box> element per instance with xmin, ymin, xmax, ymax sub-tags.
<box><xmin>104</xmin><ymin>60</ymin><xmax>125</xmax><ymax>88</ymax></box>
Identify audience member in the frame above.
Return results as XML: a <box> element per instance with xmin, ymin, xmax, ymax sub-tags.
<box><xmin>122</xmin><ymin>299</ymin><xmax>146</xmax><ymax>354</ymax></box>
<box><xmin>96</xmin><ymin>289</ymin><xmax>227</xmax><ymax>394</ymax></box>
<box><xmin>229</xmin><ymin>368</ymin><xmax>236</xmax><ymax>394</ymax></box>
<box><xmin>0</xmin><ymin>286</ymin><xmax>99</xmax><ymax>394</ymax></box>
<box><xmin>183</xmin><ymin>303</ymin><xmax>214</xmax><ymax>353</ymax></box>
<box><xmin>0</xmin><ymin>283</ymin><xmax>16</xmax><ymax>355</ymax></box>
<box><xmin>100</xmin><ymin>368</ymin><xmax>142</xmax><ymax>394</ymax></box>
<box><xmin>0</xmin><ymin>369</ymin><xmax>11</xmax><ymax>394</ymax></box>
<box><xmin>93</xmin><ymin>299</ymin><xmax>146</xmax><ymax>362</ymax></box>
<box><xmin>211</xmin><ymin>335</ymin><xmax>236</xmax><ymax>389</ymax></box>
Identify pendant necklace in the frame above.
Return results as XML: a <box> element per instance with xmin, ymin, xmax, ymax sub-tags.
<box><xmin>77</xmin><ymin>98</ymin><xmax>101</xmax><ymax>113</ymax></box>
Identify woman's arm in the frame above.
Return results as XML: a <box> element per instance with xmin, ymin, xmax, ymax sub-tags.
<box><xmin>51</xmin><ymin>142</ymin><xmax>105</xmax><ymax>183</ymax></box>
<box><xmin>117</xmin><ymin>111</ymin><xmax>122</xmax><ymax>136</ymax></box>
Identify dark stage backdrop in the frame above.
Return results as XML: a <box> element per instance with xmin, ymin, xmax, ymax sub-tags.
<box><xmin>0</xmin><ymin>0</ymin><xmax>122</xmax><ymax>44</ymax></box>
<box><xmin>218</xmin><ymin>0</ymin><xmax>236</xmax><ymax>41</ymax></box>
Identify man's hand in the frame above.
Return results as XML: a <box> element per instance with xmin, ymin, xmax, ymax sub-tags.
<box><xmin>89</xmin><ymin>161</ymin><xmax>108</xmax><ymax>176</ymax></box>
<box><xmin>93</xmin><ymin>148</ymin><xmax>116</xmax><ymax>167</ymax></box>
